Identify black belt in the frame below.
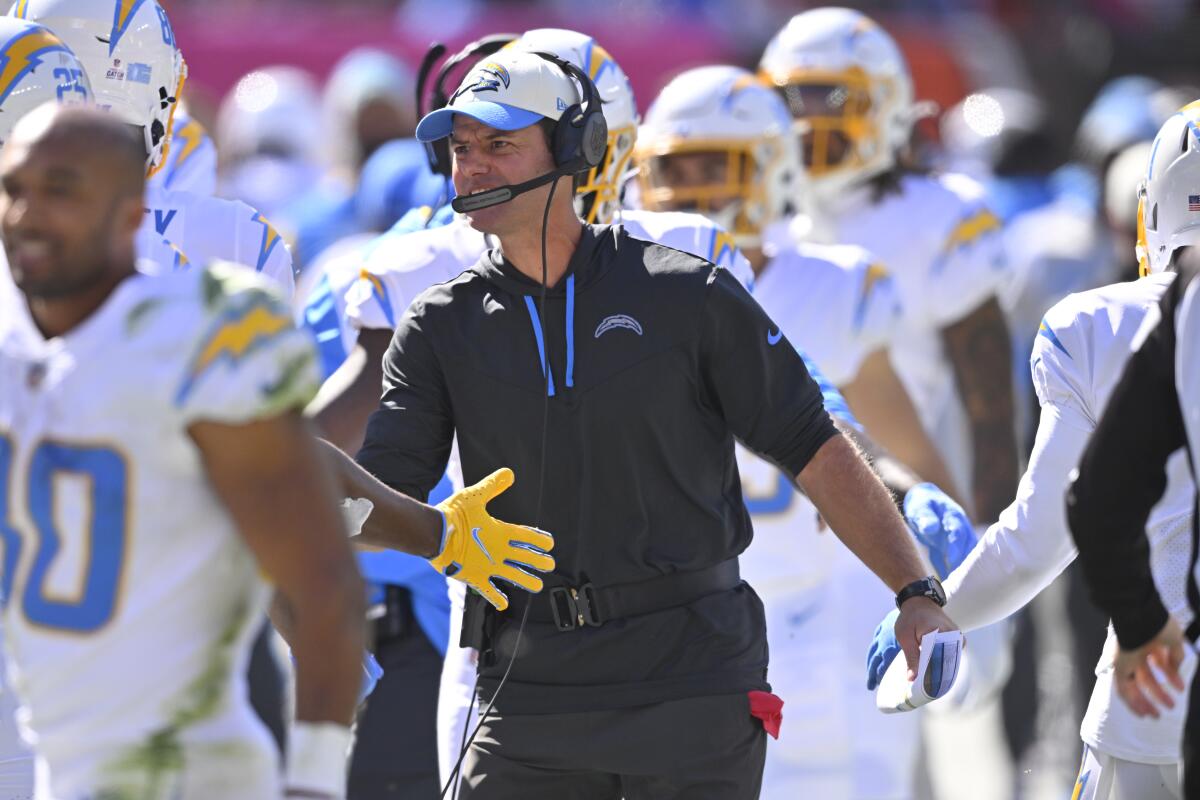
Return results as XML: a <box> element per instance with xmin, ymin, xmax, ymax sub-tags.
<box><xmin>521</xmin><ymin>558</ymin><xmax>742</xmax><ymax>632</ymax></box>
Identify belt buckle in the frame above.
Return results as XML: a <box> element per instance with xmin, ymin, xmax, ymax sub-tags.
<box><xmin>548</xmin><ymin>583</ymin><xmax>602</xmax><ymax>632</ymax></box>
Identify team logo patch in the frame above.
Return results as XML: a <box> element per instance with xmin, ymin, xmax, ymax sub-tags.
<box><xmin>1189</xmin><ymin>194</ymin><xmax>1200</xmax><ymax>212</ymax></box>
<box><xmin>452</xmin><ymin>62</ymin><xmax>513</xmax><ymax>103</ymax></box>
<box><xmin>594</xmin><ymin>314</ymin><xmax>643</xmax><ymax>338</ymax></box>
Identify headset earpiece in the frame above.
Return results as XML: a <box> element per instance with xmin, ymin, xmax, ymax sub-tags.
<box><xmin>533</xmin><ymin>52</ymin><xmax>608</xmax><ymax>176</ymax></box>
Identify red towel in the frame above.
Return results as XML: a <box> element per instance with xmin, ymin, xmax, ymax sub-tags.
<box><xmin>748</xmin><ymin>690</ymin><xmax>784</xmax><ymax>739</ymax></box>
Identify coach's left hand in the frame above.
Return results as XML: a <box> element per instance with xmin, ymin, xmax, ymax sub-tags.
<box><xmin>894</xmin><ymin>596</ymin><xmax>961</xmax><ymax>682</ymax></box>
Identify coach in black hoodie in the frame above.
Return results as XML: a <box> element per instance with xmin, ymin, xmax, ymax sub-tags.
<box><xmin>340</xmin><ymin>49</ymin><xmax>959</xmax><ymax>799</ymax></box>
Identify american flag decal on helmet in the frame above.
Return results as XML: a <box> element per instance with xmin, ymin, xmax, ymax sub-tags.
<box><xmin>1189</xmin><ymin>195</ymin><xmax>1200</xmax><ymax>211</ymax></box>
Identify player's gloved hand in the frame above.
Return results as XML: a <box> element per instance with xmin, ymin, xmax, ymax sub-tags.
<box><xmin>431</xmin><ymin>468</ymin><xmax>555</xmax><ymax>611</ymax></box>
<box><xmin>866</xmin><ymin>608</ymin><xmax>901</xmax><ymax>690</ymax></box>
<box><xmin>903</xmin><ymin>483</ymin><xmax>976</xmax><ymax>579</ymax></box>
<box><xmin>358</xmin><ymin>651</ymin><xmax>383</xmax><ymax>706</ymax></box>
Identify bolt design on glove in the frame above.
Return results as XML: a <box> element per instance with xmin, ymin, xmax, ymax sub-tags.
<box><xmin>431</xmin><ymin>467</ymin><xmax>555</xmax><ymax>611</ymax></box>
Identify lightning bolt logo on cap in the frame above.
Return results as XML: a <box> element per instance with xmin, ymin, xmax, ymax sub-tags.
<box><xmin>0</xmin><ymin>25</ymin><xmax>72</xmax><ymax>106</ymax></box>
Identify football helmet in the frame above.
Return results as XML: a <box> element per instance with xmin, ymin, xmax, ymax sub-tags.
<box><xmin>11</xmin><ymin>0</ymin><xmax>187</xmax><ymax>175</ymax></box>
<box><xmin>1137</xmin><ymin>100</ymin><xmax>1200</xmax><ymax>276</ymax></box>
<box><xmin>216</xmin><ymin>65</ymin><xmax>323</xmax><ymax>167</ymax></box>
<box><xmin>509</xmin><ymin>29</ymin><xmax>638</xmax><ymax>224</ymax></box>
<box><xmin>0</xmin><ymin>15</ymin><xmax>91</xmax><ymax>146</ymax></box>
<box><xmin>759</xmin><ymin>7</ymin><xmax>914</xmax><ymax>201</ymax></box>
<box><xmin>635</xmin><ymin>65</ymin><xmax>799</xmax><ymax>248</ymax></box>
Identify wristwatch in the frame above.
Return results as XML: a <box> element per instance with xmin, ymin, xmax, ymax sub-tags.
<box><xmin>895</xmin><ymin>575</ymin><xmax>947</xmax><ymax>609</ymax></box>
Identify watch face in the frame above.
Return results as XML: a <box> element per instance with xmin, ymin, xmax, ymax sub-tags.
<box><xmin>928</xmin><ymin>577</ymin><xmax>947</xmax><ymax>605</ymax></box>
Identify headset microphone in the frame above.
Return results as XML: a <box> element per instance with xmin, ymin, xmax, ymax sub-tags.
<box><xmin>450</xmin><ymin>167</ymin><xmax>569</xmax><ymax>213</ymax></box>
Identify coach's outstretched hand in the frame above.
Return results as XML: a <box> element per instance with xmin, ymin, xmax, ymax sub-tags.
<box><xmin>431</xmin><ymin>468</ymin><xmax>555</xmax><ymax>611</ymax></box>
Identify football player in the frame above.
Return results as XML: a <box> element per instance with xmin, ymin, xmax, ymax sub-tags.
<box><xmin>12</xmin><ymin>0</ymin><xmax>296</xmax><ymax>297</ymax></box>
<box><xmin>0</xmin><ymin>15</ymin><xmax>92</xmax><ymax>793</ymax></box>
<box><xmin>0</xmin><ymin>104</ymin><xmax>363</xmax><ymax>799</ymax></box>
<box><xmin>760</xmin><ymin>7</ymin><xmax>1017</xmax><ymax>530</ymax></box>
<box><xmin>868</xmin><ymin>101</ymin><xmax>1200</xmax><ymax>800</ymax></box>
<box><xmin>633</xmin><ymin>63</ymin><xmax>1014</xmax><ymax>800</ymax></box>
<box><xmin>761</xmin><ymin>10</ymin><xmax>1020</xmax><ymax>797</ymax></box>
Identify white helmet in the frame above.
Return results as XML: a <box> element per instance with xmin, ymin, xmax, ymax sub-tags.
<box><xmin>510</xmin><ymin>29</ymin><xmax>638</xmax><ymax>224</ymax></box>
<box><xmin>0</xmin><ymin>16</ymin><xmax>91</xmax><ymax>146</ymax></box>
<box><xmin>759</xmin><ymin>7</ymin><xmax>914</xmax><ymax>201</ymax></box>
<box><xmin>216</xmin><ymin>65</ymin><xmax>323</xmax><ymax>167</ymax></box>
<box><xmin>636</xmin><ymin>65</ymin><xmax>799</xmax><ymax>249</ymax></box>
<box><xmin>11</xmin><ymin>0</ymin><xmax>187</xmax><ymax>175</ymax></box>
<box><xmin>1138</xmin><ymin>100</ymin><xmax>1200</xmax><ymax>276</ymax></box>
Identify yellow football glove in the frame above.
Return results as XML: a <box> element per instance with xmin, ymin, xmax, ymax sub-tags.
<box><xmin>431</xmin><ymin>468</ymin><xmax>555</xmax><ymax>611</ymax></box>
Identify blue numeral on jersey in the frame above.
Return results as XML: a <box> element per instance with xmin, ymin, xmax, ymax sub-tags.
<box><xmin>0</xmin><ymin>440</ymin><xmax>128</xmax><ymax>632</ymax></box>
<box><xmin>0</xmin><ymin>436</ymin><xmax>21</xmax><ymax>608</ymax></box>
<box><xmin>155</xmin><ymin>5</ymin><xmax>175</xmax><ymax>46</ymax></box>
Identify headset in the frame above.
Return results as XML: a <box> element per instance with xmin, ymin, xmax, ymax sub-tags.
<box><xmin>415</xmin><ymin>38</ymin><xmax>609</xmax><ymax>214</ymax></box>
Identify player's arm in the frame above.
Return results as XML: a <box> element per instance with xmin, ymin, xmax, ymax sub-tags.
<box><xmin>941</xmin><ymin>296</ymin><xmax>1019</xmax><ymax>521</ymax></box>
<box><xmin>189</xmin><ymin>411</ymin><xmax>363</xmax><ymax>798</ymax></box>
<box><xmin>941</xmin><ymin>401</ymin><xmax>1089</xmax><ymax>631</ymax></box>
<box><xmin>840</xmin><ymin>347</ymin><xmax>965</xmax><ymax>507</ymax></box>
<box><xmin>309</xmin><ymin>328</ymin><xmax>392</xmax><ymax>454</ymax></box>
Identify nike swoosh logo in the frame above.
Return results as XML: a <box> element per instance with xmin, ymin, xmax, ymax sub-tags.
<box><xmin>767</xmin><ymin>328</ymin><xmax>783</xmax><ymax>346</ymax></box>
<box><xmin>471</xmin><ymin>527</ymin><xmax>494</xmax><ymax>564</ymax></box>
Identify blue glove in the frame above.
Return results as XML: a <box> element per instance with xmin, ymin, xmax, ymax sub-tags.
<box><xmin>866</xmin><ymin>608</ymin><xmax>901</xmax><ymax>690</ymax></box>
<box><xmin>359</xmin><ymin>651</ymin><xmax>384</xmax><ymax>705</ymax></box>
<box><xmin>903</xmin><ymin>483</ymin><xmax>977</xmax><ymax>579</ymax></box>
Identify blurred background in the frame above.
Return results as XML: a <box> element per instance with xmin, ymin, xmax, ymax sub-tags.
<box><xmin>164</xmin><ymin>0</ymin><xmax>1200</xmax><ymax>274</ymax></box>
<box><xmin>161</xmin><ymin>2</ymin><xmax>1200</xmax><ymax>797</ymax></box>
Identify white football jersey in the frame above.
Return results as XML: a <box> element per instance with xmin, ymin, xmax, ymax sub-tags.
<box><xmin>0</xmin><ymin>265</ymin><xmax>320</xmax><ymax>798</ymax></box>
<box><xmin>139</xmin><ymin>185</ymin><xmax>295</xmax><ymax>299</ymax></box>
<box><xmin>740</xmin><ymin>240</ymin><xmax>900</xmax><ymax>592</ymax></box>
<box><xmin>944</xmin><ymin>273</ymin><xmax>1192</xmax><ymax>764</ymax></box>
<box><xmin>812</xmin><ymin>172</ymin><xmax>1008</xmax><ymax>495</ymax></box>
<box><xmin>147</xmin><ymin>110</ymin><xmax>218</xmax><ymax>197</ymax></box>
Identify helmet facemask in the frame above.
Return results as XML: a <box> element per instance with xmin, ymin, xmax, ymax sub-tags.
<box><xmin>574</xmin><ymin>123</ymin><xmax>636</xmax><ymax>224</ymax></box>
<box><xmin>636</xmin><ymin>136</ymin><xmax>788</xmax><ymax>248</ymax></box>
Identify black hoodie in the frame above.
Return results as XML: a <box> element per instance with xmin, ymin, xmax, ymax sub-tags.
<box><xmin>358</xmin><ymin>223</ymin><xmax>837</xmax><ymax>713</ymax></box>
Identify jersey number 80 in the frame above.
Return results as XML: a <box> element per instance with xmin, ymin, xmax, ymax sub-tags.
<box><xmin>0</xmin><ymin>435</ymin><xmax>127</xmax><ymax>633</ymax></box>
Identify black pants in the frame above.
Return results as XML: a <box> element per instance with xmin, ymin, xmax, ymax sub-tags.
<box><xmin>1186</xmin><ymin>669</ymin><xmax>1200</xmax><ymax>799</ymax></box>
<box><xmin>348</xmin><ymin>587</ymin><xmax>443</xmax><ymax>799</ymax></box>
<box><xmin>456</xmin><ymin>693</ymin><xmax>767</xmax><ymax>800</ymax></box>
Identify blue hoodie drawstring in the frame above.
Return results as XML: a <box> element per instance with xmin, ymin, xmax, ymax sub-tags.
<box><xmin>565</xmin><ymin>275</ymin><xmax>576</xmax><ymax>389</ymax></box>
<box><xmin>523</xmin><ymin>274</ymin><xmax>577</xmax><ymax>397</ymax></box>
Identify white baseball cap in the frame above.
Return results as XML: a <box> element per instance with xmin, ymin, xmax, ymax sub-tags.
<box><xmin>415</xmin><ymin>50</ymin><xmax>581</xmax><ymax>142</ymax></box>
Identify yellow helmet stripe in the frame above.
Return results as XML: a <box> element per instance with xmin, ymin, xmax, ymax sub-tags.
<box><xmin>109</xmin><ymin>0</ymin><xmax>149</xmax><ymax>56</ymax></box>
